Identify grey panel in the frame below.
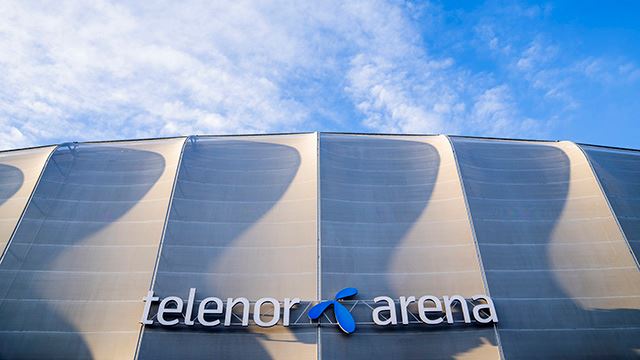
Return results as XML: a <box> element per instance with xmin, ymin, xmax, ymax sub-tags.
<box><xmin>138</xmin><ymin>134</ymin><xmax>318</xmax><ymax>359</ymax></box>
<box><xmin>0</xmin><ymin>139</ymin><xmax>183</xmax><ymax>359</ymax></box>
<box><xmin>320</xmin><ymin>134</ymin><xmax>499</xmax><ymax>360</ymax></box>
<box><xmin>582</xmin><ymin>145</ymin><xmax>640</xmax><ymax>258</ymax></box>
<box><xmin>452</xmin><ymin>138</ymin><xmax>640</xmax><ymax>359</ymax></box>
<box><xmin>0</xmin><ymin>133</ymin><xmax>637</xmax><ymax>359</ymax></box>
<box><xmin>0</xmin><ymin>146</ymin><xmax>55</xmax><ymax>253</ymax></box>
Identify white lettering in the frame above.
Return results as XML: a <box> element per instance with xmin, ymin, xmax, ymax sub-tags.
<box><xmin>372</xmin><ymin>296</ymin><xmax>397</xmax><ymax>326</ymax></box>
<box><xmin>140</xmin><ymin>290</ymin><xmax>159</xmax><ymax>325</ymax></box>
<box><xmin>399</xmin><ymin>296</ymin><xmax>415</xmax><ymax>325</ymax></box>
<box><xmin>225</xmin><ymin>297</ymin><xmax>250</xmax><ymax>326</ymax></box>
<box><xmin>198</xmin><ymin>297</ymin><xmax>223</xmax><ymax>326</ymax></box>
<box><xmin>418</xmin><ymin>295</ymin><xmax>443</xmax><ymax>325</ymax></box>
<box><xmin>254</xmin><ymin>298</ymin><xmax>281</xmax><ymax>327</ymax></box>
<box><xmin>184</xmin><ymin>288</ymin><xmax>196</xmax><ymax>326</ymax></box>
<box><xmin>158</xmin><ymin>296</ymin><xmax>183</xmax><ymax>326</ymax></box>
<box><xmin>471</xmin><ymin>295</ymin><xmax>498</xmax><ymax>324</ymax></box>
<box><xmin>283</xmin><ymin>298</ymin><xmax>300</xmax><ymax>326</ymax></box>
<box><xmin>143</xmin><ymin>291</ymin><xmax>498</xmax><ymax>330</ymax></box>
<box><xmin>443</xmin><ymin>295</ymin><xmax>471</xmax><ymax>324</ymax></box>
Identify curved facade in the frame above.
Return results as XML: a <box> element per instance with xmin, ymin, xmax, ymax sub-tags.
<box><xmin>0</xmin><ymin>133</ymin><xmax>638</xmax><ymax>359</ymax></box>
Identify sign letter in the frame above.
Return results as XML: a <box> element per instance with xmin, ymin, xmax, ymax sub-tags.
<box><xmin>471</xmin><ymin>295</ymin><xmax>498</xmax><ymax>324</ymax></box>
<box><xmin>372</xmin><ymin>296</ymin><xmax>397</xmax><ymax>326</ymax></box>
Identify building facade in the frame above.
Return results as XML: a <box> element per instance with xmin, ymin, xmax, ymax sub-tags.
<box><xmin>0</xmin><ymin>133</ymin><xmax>638</xmax><ymax>359</ymax></box>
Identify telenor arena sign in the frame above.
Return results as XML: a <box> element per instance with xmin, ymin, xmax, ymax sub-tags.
<box><xmin>141</xmin><ymin>287</ymin><xmax>498</xmax><ymax>334</ymax></box>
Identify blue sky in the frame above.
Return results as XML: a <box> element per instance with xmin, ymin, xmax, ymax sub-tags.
<box><xmin>0</xmin><ymin>0</ymin><xmax>638</xmax><ymax>150</ymax></box>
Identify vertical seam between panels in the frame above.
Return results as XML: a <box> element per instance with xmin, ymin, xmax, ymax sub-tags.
<box><xmin>134</xmin><ymin>136</ymin><xmax>188</xmax><ymax>360</ymax></box>
<box><xmin>316</xmin><ymin>132</ymin><xmax>321</xmax><ymax>360</ymax></box>
<box><xmin>444</xmin><ymin>135</ymin><xmax>505</xmax><ymax>360</ymax></box>
<box><xmin>573</xmin><ymin>141</ymin><xmax>640</xmax><ymax>271</ymax></box>
<box><xmin>0</xmin><ymin>145</ymin><xmax>58</xmax><ymax>265</ymax></box>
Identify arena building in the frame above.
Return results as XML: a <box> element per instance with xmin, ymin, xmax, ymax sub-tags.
<box><xmin>0</xmin><ymin>133</ymin><xmax>638</xmax><ymax>359</ymax></box>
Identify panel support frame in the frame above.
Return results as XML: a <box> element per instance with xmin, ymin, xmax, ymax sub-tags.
<box><xmin>572</xmin><ymin>141</ymin><xmax>640</xmax><ymax>271</ymax></box>
<box><xmin>134</xmin><ymin>136</ymin><xmax>189</xmax><ymax>360</ymax></box>
<box><xmin>444</xmin><ymin>135</ymin><xmax>505</xmax><ymax>360</ymax></box>
<box><xmin>0</xmin><ymin>144</ymin><xmax>59</xmax><ymax>266</ymax></box>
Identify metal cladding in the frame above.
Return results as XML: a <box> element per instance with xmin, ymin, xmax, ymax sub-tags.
<box><xmin>0</xmin><ymin>133</ymin><xmax>638</xmax><ymax>359</ymax></box>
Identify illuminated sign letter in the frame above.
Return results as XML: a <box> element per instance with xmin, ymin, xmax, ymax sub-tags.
<box><xmin>372</xmin><ymin>296</ymin><xmax>397</xmax><ymax>326</ymax></box>
<box><xmin>283</xmin><ymin>298</ymin><xmax>300</xmax><ymax>326</ymax></box>
<box><xmin>443</xmin><ymin>295</ymin><xmax>471</xmax><ymax>324</ymax></box>
<box><xmin>184</xmin><ymin>288</ymin><xmax>197</xmax><ymax>326</ymax></box>
<box><xmin>418</xmin><ymin>295</ymin><xmax>444</xmax><ymax>325</ymax></box>
<box><xmin>140</xmin><ymin>291</ymin><xmax>159</xmax><ymax>325</ymax></box>
<box><xmin>158</xmin><ymin>296</ymin><xmax>184</xmax><ymax>326</ymax></box>
<box><xmin>198</xmin><ymin>297</ymin><xmax>223</xmax><ymax>326</ymax></box>
<box><xmin>399</xmin><ymin>296</ymin><xmax>416</xmax><ymax>325</ymax></box>
<box><xmin>471</xmin><ymin>295</ymin><xmax>498</xmax><ymax>324</ymax></box>
<box><xmin>225</xmin><ymin>297</ymin><xmax>250</xmax><ymax>326</ymax></box>
<box><xmin>253</xmin><ymin>298</ymin><xmax>281</xmax><ymax>327</ymax></box>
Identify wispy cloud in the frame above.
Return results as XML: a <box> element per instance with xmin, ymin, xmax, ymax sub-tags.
<box><xmin>0</xmin><ymin>1</ymin><xmax>320</xmax><ymax>148</ymax></box>
<box><xmin>0</xmin><ymin>0</ymin><xmax>638</xmax><ymax>149</ymax></box>
<box><xmin>469</xmin><ymin>2</ymin><xmax>640</xmax><ymax>128</ymax></box>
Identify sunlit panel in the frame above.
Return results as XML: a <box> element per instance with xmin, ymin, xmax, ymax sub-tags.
<box><xmin>0</xmin><ymin>146</ymin><xmax>55</xmax><ymax>253</ymax></box>
<box><xmin>0</xmin><ymin>138</ymin><xmax>184</xmax><ymax>359</ymax></box>
<box><xmin>138</xmin><ymin>134</ymin><xmax>318</xmax><ymax>359</ymax></box>
<box><xmin>452</xmin><ymin>137</ymin><xmax>640</xmax><ymax>358</ymax></box>
<box><xmin>320</xmin><ymin>134</ymin><xmax>499</xmax><ymax>359</ymax></box>
<box><xmin>582</xmin><ymin>145</ymin><xmax>640</xmax><ymax>260</ymax></box>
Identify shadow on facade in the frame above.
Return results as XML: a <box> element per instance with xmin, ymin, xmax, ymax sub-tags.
<box><xmin>137</xmin><ymin>139</ymin><xmax>302</xmax><ymax>359</ymax></box>
<box><xmin>0</xmin><ymin>144</ymin><xmax>165</xmax><ymax>359</ymax></box>
<box><xmin>585</xmin><ymin>148</ymin><xmax>640</xmax><ymax>258</ymax></box>
<box><xmin>0</xmin><ymin>163</ymin><xmax>24</xmax><ymax>208</ymax></box>
<box><xmin>0</xmin><ymin>163</ymin><xmax>25</xmax><ymax>252</ymax></box>
<box><xmin>2</xmin><ymin>138</ymin><xmax>638</xmax><ymax>359</ymax></box>
<box><xmin>318</xmin><ymin>137</ymin><xmax>496</xmax><ymax>359</ymax></box>
<box><xmin>455</xmin><ymin>140</ymin><xmax>640</xmax><ymax>359</ymax></box>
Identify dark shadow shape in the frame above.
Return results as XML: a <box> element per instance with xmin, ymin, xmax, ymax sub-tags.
<box><xmin>455</xmin><ymin>140</ymin><xmax>640</xmax><ymax>359</ymax></box>
<box><xmin>584</xmin><ymin>147</ymin><xmax>640</xmax><ymax>257</ymax></box>
<box><xmin>318</xmin><ymin>136</ymin><xmax>498</xmax><ymax>359</ymax></box>
<box><xmin>0</xmin><ymin>163</ymin><xmax>24</xmax><ymax>207</ymax></box>
<box><xmin>137</xmin><ymin>138</ymin><xmax>303</xmax><ymax>359</ymax></box>
<box><xmin>0</xmin><ymin>144</ymin><xmax>165</xmax><ymax>359</ymax></box>
<box><xmin>0</xmin><ymin>163</ymin><xmax>25</xmax><ymax>251</ymax></box>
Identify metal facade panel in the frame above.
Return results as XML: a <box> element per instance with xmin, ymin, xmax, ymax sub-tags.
<box><xmin>137</xmin><ymin>134</ymin><xmax>318</xmax><ymax>359</ymax></box>
<box><xmin>0</xmin><ymin>134</ymin><xmax>637</xmax><ymax>359</ymax></box>
<box><xmin>581</xmin><ymin>145</ymin><xmax>640</xmax><ymax>259</ymax></box>
<box><xmin>0</xmin><ymin>139</ymin><xmax>184</xmax><ymax>359</ymax></box>
<box><xmin>451</xmin><ymin>137</ymin><xmax>640</xmax><ymax>359</ymax></box>
<box><xmin>0</xmin><ymin>146</ymin><xmax>55</xmax><ymax>253</ymax></box>
<box><xmin>319</xmin><ymin>134</ymin><xmax>499</xmax><ymax>359</ymax></box>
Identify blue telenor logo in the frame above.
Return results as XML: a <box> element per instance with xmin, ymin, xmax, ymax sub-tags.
<box><xmin>308</xmin><ymin>287</ymin><xmax>358</xmax><ymax>334</ymax></box>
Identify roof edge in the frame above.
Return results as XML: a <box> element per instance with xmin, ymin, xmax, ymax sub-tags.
<box><xmin>0</xmin><ymin>132</ymin><xmax>637</xmax><ymax>153</ymax></box>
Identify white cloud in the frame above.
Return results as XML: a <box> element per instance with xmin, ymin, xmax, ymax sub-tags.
<box><xmin>471</xmin><ymin>6</ymin><xmax>640</xmax><ymax>124</ymax></box>
<box><xmin>342</xmin><ymin>1</ymin><xmax>457</xmax><ymax>134</ymax></box>
<box><xmin>0</xmin><ymin>0</ymin><xmax>553</xmax><ymax>150</ymax></box>
<box><xmin>574</xmin><ymin>57</ymin><xmax>640</xmax><ymax>84</ymax></box>
<box><xmin>342</xmin><ymin>1</ymin><xmax>542</xmax><ymax>137</ymax></box>
<box><xmin>471</xmin><ymin>85</ymin><xmax>542</xmax><ymax>136</ymax></box>
<box><xmin>0</xmin><ymin>1</ymin><xmax>324</xmax><ymax>148</ymax></box>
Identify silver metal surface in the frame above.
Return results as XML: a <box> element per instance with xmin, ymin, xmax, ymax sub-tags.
<box><xmin>0</xmin><ymin>139</ymin><xmax>184</xmax><ymax>359</ymax></box>
<box><xmin>451</xmin><ymin>137</ymin><xmax>640</xmax><ymax>359</ymax></box>
<box><xmin>0</xmin><ymin>134</ymin><xmax>638</xmax><ymax>359</ymax></box>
